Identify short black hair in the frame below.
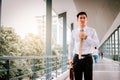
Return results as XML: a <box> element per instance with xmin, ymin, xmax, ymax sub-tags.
<box><xmin>95</xmin><ymin>47</ymin><xmax>97</xmax><ymax>49</ymax></box>
<box><xmin>77</xmin><ymin>12</ymin><xmax>87</xmax><ymax>18</ymax></box>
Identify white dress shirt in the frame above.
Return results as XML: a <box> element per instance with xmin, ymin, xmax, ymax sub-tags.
<box><xmin>68</xmin><ymin>26</ymin><xmax>99</xmax><ymax>60</ymax></box>
<box><xmin>93</xmin><ymin>49</ymin><xmax>99</xmax><ymax>56</ymax></box>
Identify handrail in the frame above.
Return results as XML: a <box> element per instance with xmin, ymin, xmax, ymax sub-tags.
<box><xmin>0</xmin><ymin>55</ymin><xmax>68</xmax><ymax>80</ymax></box>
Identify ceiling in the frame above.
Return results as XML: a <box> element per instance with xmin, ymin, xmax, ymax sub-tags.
<box><xmin>52</xmin><ymin>0</ymin><xmax>120</xmax><ymax>41</ymax></box>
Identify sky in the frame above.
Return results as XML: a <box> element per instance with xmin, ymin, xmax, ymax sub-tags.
<box><xmin>1</xmin><ymin>0</ymin><xmax>71</xmax><ymax>43</ymax></box>
<box><xmin>1</xmin><ymin>0</ymin><xmax>46</xmax><ymax>38</ymax></box>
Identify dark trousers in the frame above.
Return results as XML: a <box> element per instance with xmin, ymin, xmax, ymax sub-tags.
<box><xmin>73</xmin><ymin>54</ymin><xmax>93</xmax><ymax>80</ymax></box>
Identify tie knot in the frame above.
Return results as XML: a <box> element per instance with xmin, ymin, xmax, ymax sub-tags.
<box><xmin>80</xmin><ymin>29</ymin><xmax>84</xmax><ymax>32</ymax></box>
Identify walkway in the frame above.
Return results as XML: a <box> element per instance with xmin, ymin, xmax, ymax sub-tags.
<box><xmin>65</xmin><ymin>58</ymin><xmax>120</xmax><ymax>80</ymax></box>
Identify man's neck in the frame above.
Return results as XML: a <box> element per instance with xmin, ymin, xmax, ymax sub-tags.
<box><xmin>80</xmin><ymin>25</ymin><xmax>86</xmax><ymax>28</ymax></box>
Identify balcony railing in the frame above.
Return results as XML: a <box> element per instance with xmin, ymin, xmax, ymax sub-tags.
<box><xmin>0</xmin><ymin>55</ymin><xmax>68</xmax><ymax>80</ymax></box>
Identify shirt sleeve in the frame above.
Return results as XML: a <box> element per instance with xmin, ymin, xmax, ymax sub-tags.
<box><xmin>85</xmin><ymin>29</ymin><xmax>99</xmax><ymax>47</ymax></box>
<box><xmin>68</xmin><ymin>30</ymin><xmax>75</xmax><ymax>60</ymax></box>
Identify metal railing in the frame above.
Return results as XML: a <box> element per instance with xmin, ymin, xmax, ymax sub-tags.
<box><xmin>0</xmin><ymin>55</ymin><xmax>68</xmax><ymax>80</ymax></box>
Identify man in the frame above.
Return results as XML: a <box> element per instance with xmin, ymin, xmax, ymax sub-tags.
<box><xmin>100</xmin><ymin>50</ymin><xmax>104</xmax><ymax>59</ymax></box>
<box><xmin>68</xmin><ymin>12</ymin><xmax>99</xmax><ymax>80</ymax></box>
<box><xmin>93</xmin><ymin>47</ymin><xmax>99</xmax><ymax>63</ymax></box>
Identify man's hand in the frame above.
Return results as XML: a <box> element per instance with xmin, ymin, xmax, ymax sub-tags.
<box><xmin>79</xmin><ymin>32</ymin><xmax>87</xmax><ymax>40</ymax></box>
<box><xmin>69</xmin><ymin>59</ymin><xmax>73</xmax><ymax>65</ymax></box>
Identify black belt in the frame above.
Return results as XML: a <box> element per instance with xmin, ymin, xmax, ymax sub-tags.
<box><xmin>75</xmin><ymin>54</ymin><xmax>92</xmax><ymax>58</ymax></box>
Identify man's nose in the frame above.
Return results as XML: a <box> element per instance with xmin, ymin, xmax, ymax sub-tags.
<box><xmin>81</xmin><ymin>18</ymin><xmax>85</xmax><ymax>21</ymax></box>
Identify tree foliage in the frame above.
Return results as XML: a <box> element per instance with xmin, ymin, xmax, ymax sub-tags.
<box><xmin>0</xmin><ymin>26</ymin><xmax>20</xmax><ymax>56</ymax></box>
<box><xmin>0</xmin><ymin>26</ymin><xmax>45</xmax><ymax>79</ymax></box>
<box><xmin>0</xmin><ymin>26</ymin><xmax>45</xmax><ymax>56</ymax></box>
<box><xmin>21</xmin><ymin>33</ymin><xmax>45</xmax><ymax>56</ymax></box>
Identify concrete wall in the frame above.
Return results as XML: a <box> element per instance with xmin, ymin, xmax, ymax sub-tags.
<box><xmin>99</xmin><ymin>12</ymin><xmax>120</xmax><ymax>46</ymax></box>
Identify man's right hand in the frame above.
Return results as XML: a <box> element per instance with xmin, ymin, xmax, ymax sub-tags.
<box><xmin>79</xmin><ymin>31</ymin><xmax>87</xmax><ymax>40</ymax></box>
<box><xmin>69</xmin><ymin>59</ymin><xmax>73</xmax><ymax>65</ymax></box>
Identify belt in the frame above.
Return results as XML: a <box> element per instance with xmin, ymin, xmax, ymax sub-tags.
<box><xmin>82</xmin><ymin>54</ymin><xmax>92</xmax><ymax>57</ymax></box>
<box><xmin>75</xmin><ymin>54</ymin><xmax>92</xmax><ymax>59</ymax></box>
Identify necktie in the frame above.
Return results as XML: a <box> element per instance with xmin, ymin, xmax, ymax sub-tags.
<box><xmin>79</xmin><ymin>29</ymin><xmax>84</xmax><ymax>59</ymax></box>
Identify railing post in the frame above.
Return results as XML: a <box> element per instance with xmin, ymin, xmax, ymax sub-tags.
<box><xmin>55</xmin><ymin>57</ymin><xmax>57</xmax><ymax>78</ymax></box>
<box><xmin>32</xmin><ymin>59</ymin><xmax>36</xmax><ymax>80</ymax></box>
<box><xmin>6</xmin><ymin>60</ymin><xmax>10</xmax><ymax>80</ymax></box>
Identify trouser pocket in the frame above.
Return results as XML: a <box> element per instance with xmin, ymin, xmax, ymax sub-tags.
<box><xmin>73</xmin><ymin>54</ymin><xmax>83</xmax><ymax>68</ymax></box>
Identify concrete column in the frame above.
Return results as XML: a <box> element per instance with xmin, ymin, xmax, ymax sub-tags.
<box><xmin>46</xmin><ymin>0</ymin><xmax>52</xmax><ymax>79</ymax></box>
<box><xmin>59</xmin><ymin>12</ymin><xmax>67</xmax><ymax>73</ymax></box>
<box><xmin>114</xmin><ymin>31</ymin><xmax>116</xmax><ymax>60</ymax></box>
<box><xmin>0</xmin><ymin>0</ymin><xmax>2</xmax><ymax>26</ymax></box>
<box><xmin>117</xmin><ymin>26</ymin><xmax>120</xmax><ymax>62</ymax></box>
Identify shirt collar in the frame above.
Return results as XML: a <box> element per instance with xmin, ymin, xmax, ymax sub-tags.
<box><xmin>78</xmin><ymin>25</ymin><xmax>88</xmax><ymax>31</ymax></box>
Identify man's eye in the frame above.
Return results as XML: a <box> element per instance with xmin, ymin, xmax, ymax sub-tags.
<box><xmin>80</xmin><ymin>17</ymin><xmax>83</xmax><ymax>19</ymax></box>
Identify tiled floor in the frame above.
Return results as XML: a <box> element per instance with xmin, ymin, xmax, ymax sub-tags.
<box><xmin>65</xmin><ymin>58</ymin><xmax>120</xmax><ymax>80</ymax></box>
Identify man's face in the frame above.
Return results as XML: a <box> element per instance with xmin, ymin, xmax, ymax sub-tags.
<box><xmin>77</xmin><ymin>14</ymin><xmax>87</xmax><ymax>27</ymax></box>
